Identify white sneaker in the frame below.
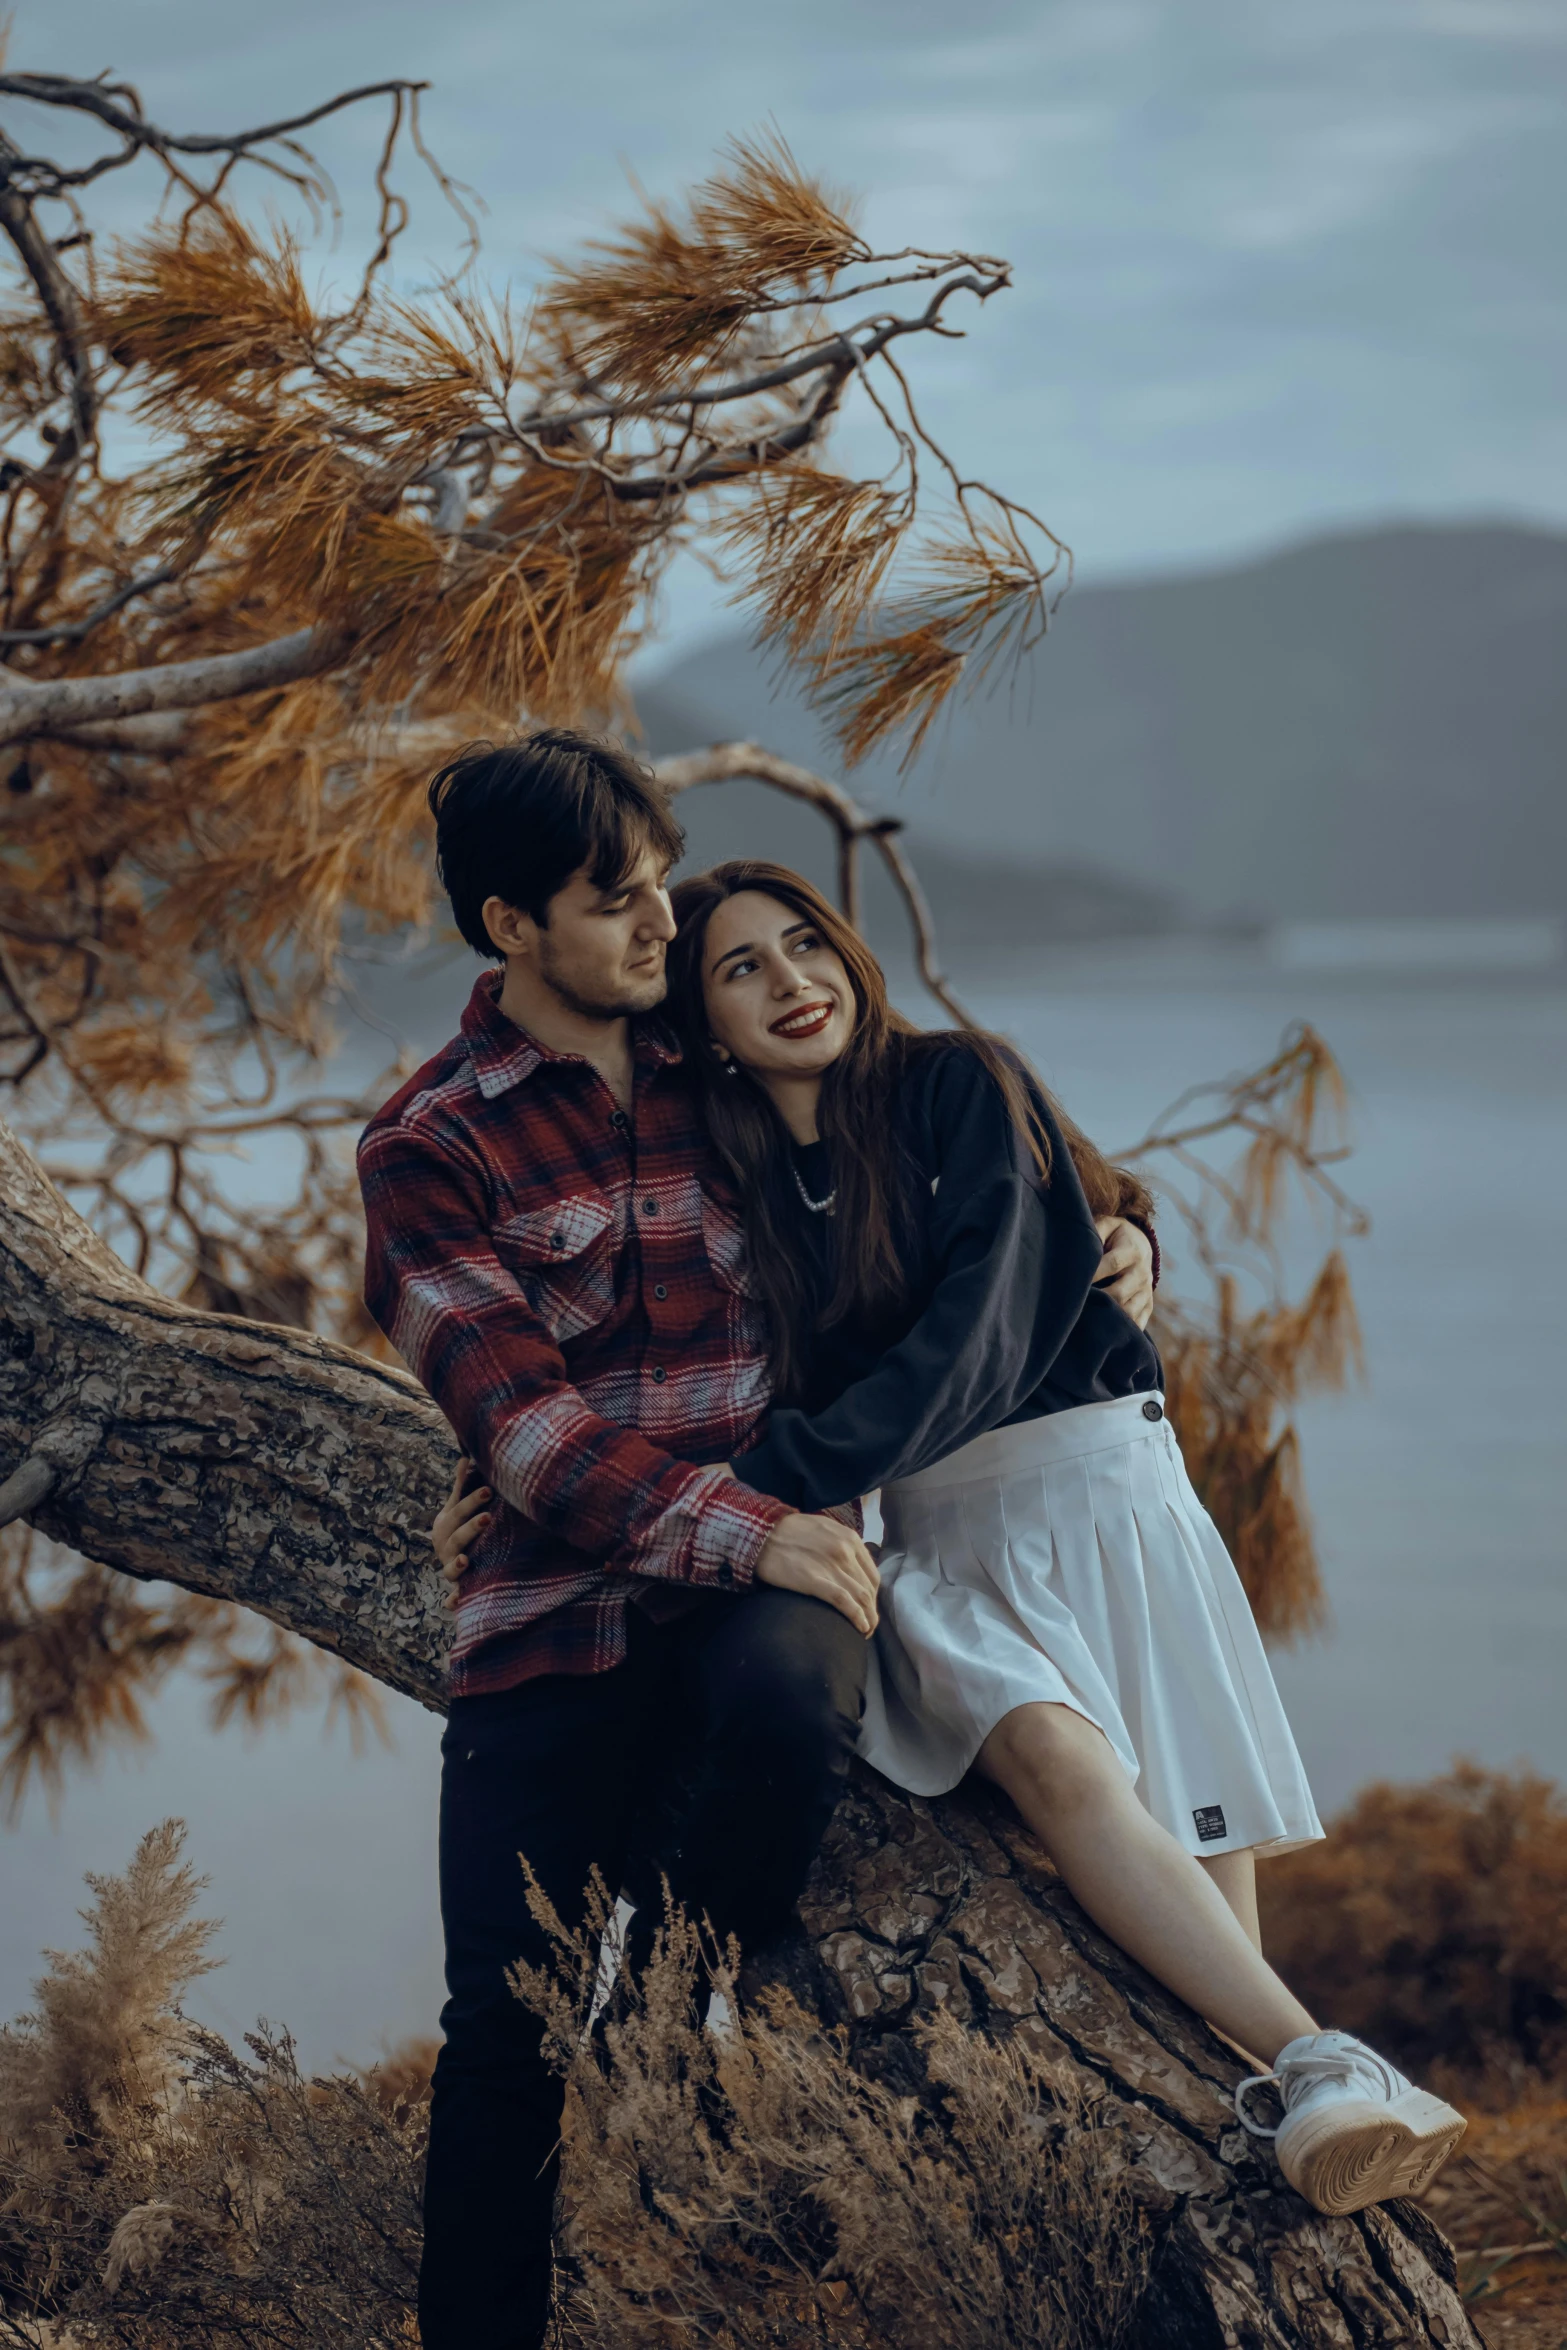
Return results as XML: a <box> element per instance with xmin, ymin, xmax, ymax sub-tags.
<box><xmin>1235</xmin><ymin>2032</ymin><xmax>1466</xmax><ymax>2214</ymax></box>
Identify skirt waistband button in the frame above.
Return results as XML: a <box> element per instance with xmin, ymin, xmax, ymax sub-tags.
<box><xmin>1142</xmin><ymin>1399</ymin><xmax>1164</xmax><ymax>1421</ymax></box>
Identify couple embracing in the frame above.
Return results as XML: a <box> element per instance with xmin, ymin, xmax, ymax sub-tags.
<box><xmin>357</xmin><ymin>730</ymin><xmax>1463</xmax><ymax>2350</ymax></box>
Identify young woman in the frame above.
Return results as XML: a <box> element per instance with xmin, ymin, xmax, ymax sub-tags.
<box><xmin>434</xmin><ymin>858</ymin><xmax>1464</xmax><ymax>2217</ymax></box>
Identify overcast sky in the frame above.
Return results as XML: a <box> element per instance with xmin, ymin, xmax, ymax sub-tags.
<box><xmin>18</xmin><ymin>0</ymin><xmax>1567</xmax><ymax>651</ymax></box>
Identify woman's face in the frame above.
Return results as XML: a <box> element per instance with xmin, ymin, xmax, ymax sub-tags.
<box><xmin>700</xmin><ymin>890</ymin><xmax>856</xmax><ymax>1082</ymax></box>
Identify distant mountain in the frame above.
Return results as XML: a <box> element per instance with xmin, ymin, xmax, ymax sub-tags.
<box><xmin>635</xmin><ymin>521</ymin><xmax>1567</xmax><ymax>927</ymax></box>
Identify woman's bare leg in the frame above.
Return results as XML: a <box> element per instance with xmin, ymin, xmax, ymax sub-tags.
<box><xmin>1200</xmin><ymin>1849</ymin><xmax>1261</xmax><ymax>1950</ymax></box>
<box><xmin>978</xmin><ymin>1702</ymin><xmax>1313</xmax><ymax>2065</ymax></box>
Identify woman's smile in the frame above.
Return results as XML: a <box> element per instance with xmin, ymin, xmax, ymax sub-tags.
<box><xmin>768</xmin><ymin>1000</ymin><xmax>836</xmax><ymax>1040</ymax></box>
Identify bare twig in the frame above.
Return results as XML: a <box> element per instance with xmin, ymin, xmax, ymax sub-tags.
<box><xmin>654</xmin><ymin>739</ymin><xmax>975</xmax><ymax>1025</ymax></box>
<box><xmin>0</xmin><ymin>135</ymin><xmax>99</xmax><ymax>465</ymax></box>
<box><xmin>0</xmin><ymin>563</ymin><xmax>182</xmax><ymax>648</ymax></box>
<box><xmin>0</xmin><ymin>73</ymin><xmax>433</xmax><ymax>184</ymax></box>
<box><xmin>0</xmin><ymin>1454</ymin><xmax>54</xmax><ymax>1528</ymax></box>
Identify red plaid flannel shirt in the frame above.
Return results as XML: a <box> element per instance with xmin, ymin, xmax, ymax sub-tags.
<box><xmin>358</xmin><ymin>971</ymin><xmax>791</xmax><ymax>1697</ymax></box>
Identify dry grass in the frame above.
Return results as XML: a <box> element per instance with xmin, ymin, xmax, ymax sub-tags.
<box><xmin>1</xmin><ymin>1829</ymin><xmax>1149</xmax><ymax>2350</ymax></box>
<box><xmin>15</xmin><ymin>1770</ymin><xmax>1567</xmax><ymax>2344</ymax></box>
<box><xmin>513</xmin><ymin>1872</ymin><xmax>1151</xmax><ymax>2350</ymax></box>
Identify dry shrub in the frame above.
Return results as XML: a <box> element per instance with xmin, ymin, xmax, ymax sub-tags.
<box><xmin>1259</xmin><ymin>1761</ymin><xmax>1567</xmax><ymax>2086</ymax></box>
<box><xmin>1262</xmin><ymin>1763</ymin><xmax>1567</xmax><ymax>2334</ymax></box>
<box><xmin>1157</xmin><ymin>1260</ymin><xmax>1361</xmax><ymax>1644</ymax></box>
<box><xmin>0</xmin><ymin>1824</ymin><xmax>426</xmax><ymax>2349</ymax></box>
<box><xmin>513</xmin><ymin>1874</ymin><xmax>1151</xmax><ymax>2350</ymax></box>
<box><xmin>1128</xmin><ymin>1022</ymin><xmax>1366</xmax><ymax>1647</ymax></box>
<box><xmin>0</xmin><ymin>1532</ymin><xmax>385</xmax><ymax>1820</ymax></box>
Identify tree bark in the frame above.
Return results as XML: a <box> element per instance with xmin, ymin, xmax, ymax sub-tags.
<box><xmin>0</xmin><ymin>1117</ymin><xmax>1479</xmax><ymax>2349</ymax></box>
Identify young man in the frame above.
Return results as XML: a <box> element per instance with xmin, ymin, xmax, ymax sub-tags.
<box><xmin>358</xmin><ymin>732</ymin><xmax>883</xmax><ymax>2350</ymax></box>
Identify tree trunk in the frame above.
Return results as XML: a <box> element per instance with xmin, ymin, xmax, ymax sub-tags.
<box><xmin>0</xmin><ymin>1118</ymin><xmax>1479</xmax><ymax>2349</ymax></box>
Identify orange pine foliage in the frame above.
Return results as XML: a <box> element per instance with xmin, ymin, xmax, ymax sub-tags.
<box><xmin>537</xmin><ymin>131</ymin><xmax>867</xmax><ymax>390</ymax></box>
<box><xmin>0</xmin><ymin>75</ymin><xmax>1061</xmax><ymax>1344</ymax></box>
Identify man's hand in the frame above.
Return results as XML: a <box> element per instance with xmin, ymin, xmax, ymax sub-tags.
<box><xmin>1093</xmin><ymin>1215</ymin><xmax>1155</xmax><ymax>1330</ymax></box>
<box><xmin>756</xmin><ymin>1513</ymin><xmax>881</xmax><ymax>1638</ymax></box>
<box><xmin>432</xmin><ymin>1457</ymin><xmax>494</xmax><ymax>1606</ymax></box>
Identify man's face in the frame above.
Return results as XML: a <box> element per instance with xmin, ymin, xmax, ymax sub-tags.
<box><xmin>493</xmin><ymin>846</ymin><xmax>677</xmax><ymax>1020</ymax></box>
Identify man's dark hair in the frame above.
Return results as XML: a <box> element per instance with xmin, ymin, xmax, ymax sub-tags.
<box><xmin>427</xmin><ymin>728</ymin><xmax>684</xmax><ymax>956</ymax></box>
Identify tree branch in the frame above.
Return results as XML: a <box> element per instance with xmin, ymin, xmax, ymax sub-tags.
<box><xmin>653</xmin><ymin>740</ymin><xmax>974</xmax><ymax>1024</ymax></box>
<box><xmin>0</xmin><ymin>563</ymin><xmax>182</xmax><ymax>648</ymax></box>
<box><xmin>12</xmin><ymin>710</ymin><xmax>193</xmax><ymax>755</ymax></box>
<box><xmin>494</xmin><ymin>271</ymin><xmax>1004</xmax><ymax>445</ymax></box>
<box><xmin>0</xmin><ymin>74</ymin><xmax>431</xmax><ymax>180</ymax></box>
<box><xmin>0</xmin><ymin>1450</ymin><xmax>53</xmax><ymax>1527</ymax></box>
<box><xmin>0</xmin><ymin>626</ymin><xmax>344</xmax><ymax>745</ymax></box>
<box><xmin>0</xmin><ymin>135</ymin><xmax>98</xmax><ymax>465</ymax></box>
<box><xmin>0</xmin><ymin>1112</ymin><xmax>453</xmax><ymax>1706</ymax></box>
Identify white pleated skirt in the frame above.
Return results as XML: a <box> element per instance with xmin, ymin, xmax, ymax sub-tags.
<box><xmin>861</xmin><ymin>1392</ymin><xmax>1323</xmax><ymax>1858</ymax></box>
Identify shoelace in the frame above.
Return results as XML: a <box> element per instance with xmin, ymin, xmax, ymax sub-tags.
<box><xmin>1233</xmin><ymin>2042</ymin><xmax>1400</xmax><ymax>2139</ymax></box>
<box><xmin>1233</xmin><ymin>2072</ymin><xmax>1284</xmax><ymax>2138</ymax></box>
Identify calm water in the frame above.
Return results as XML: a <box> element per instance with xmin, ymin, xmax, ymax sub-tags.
<box><xmin>982</xmin><ymin>951</ymin><xmax>1567</xmax><ymax>1815</ymax></box>
<box><xmin>3</xmin><ymin>952</ymin><xmax>1564</xmax><ymax>2069</ymax></box>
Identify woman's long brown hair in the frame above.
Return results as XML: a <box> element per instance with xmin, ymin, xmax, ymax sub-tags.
<box><xmin>666</xmin><ymin>860</ymin><xmax>1152</xmax><ymax>1402</ymax></box>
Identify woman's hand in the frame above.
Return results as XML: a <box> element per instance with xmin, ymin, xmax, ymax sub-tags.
<box><xmin>1093</xmin><ymin>1216</ymin><xmax>1156</xmax><ymax>1330</ymax></box>
<box><xmin>431</xmin><ymin>1457</ymin><xmax>494</xmax><ymax>1603</ymax></box>
<box><xmin>755</xmin><ymin>1512</ymin><xmax>881</xmax><ymax>1638</ymax></box>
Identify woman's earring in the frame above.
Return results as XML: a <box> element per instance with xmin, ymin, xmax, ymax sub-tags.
<box><xmin>723</xmin><ymin>1057</ymin><xmax>739</xmax><ymax>1077</ymax></box>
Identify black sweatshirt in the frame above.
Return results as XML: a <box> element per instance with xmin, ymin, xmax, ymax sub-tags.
<box><xmin>732</xmin><ymin>1041</ymin><xmax>1162</xmax><ymax>1513</ymax></box>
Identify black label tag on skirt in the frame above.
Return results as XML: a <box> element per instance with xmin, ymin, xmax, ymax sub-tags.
<box><xmin>1193</xmin><ymin>1804</ymin><xmax>1228</xmax><ymax>1842</ymax></box>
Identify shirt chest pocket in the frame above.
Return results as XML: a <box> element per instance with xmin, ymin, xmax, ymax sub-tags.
<box><xmin>699</xmin><ymin>1186</ymin><xmax>759</xmax><ymax>1299</ymax></box>
<box><xmin>494</xmin><ymin>1193</ymin><xmax>617</xmax><ymax>1345</ymax></box>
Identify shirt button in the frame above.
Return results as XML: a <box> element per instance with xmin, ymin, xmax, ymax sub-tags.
<box><xmin>716</xmin><ymin>1561</ymin><xmax>735</xmax><ymax>1588</ymax></box>
<box><xmin>610</xmin><ymin>1110</ymin><xmax>629</xmax><ymax>1130</ymax></box>
<box><xmin>550</xmin><ymin>1233</ymin><xmax>565</xmax><ymax>1251</ymax></box>
<box><xmin>654</xmin><ymin>1283</ymin><xmax>668</xmax><ymax>1301</ymax></box>
<box><xmin>1142</xmin><ymin>1399</ymin><xmax>1164</xmax><ymax>1421</ymax></box>
<box><xmin>642</xmin><ymin>1197</ymin><xmax>658</xmax><ymax>1216</ymax></box>
<box><xmin>650</xmin><ymin>1364</ymin><xmax>666</xmax><ymax>1383</ymax></box>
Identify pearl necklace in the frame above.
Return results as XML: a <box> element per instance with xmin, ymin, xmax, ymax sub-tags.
<box><xmin>792</xmin><ymin>1160</ymin><xmax>837</xmax><ymax>1215</ymax></box>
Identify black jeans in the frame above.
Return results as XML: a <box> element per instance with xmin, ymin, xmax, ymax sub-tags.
<box><xmin>417</xmin><ymin>1587</ymin><xmax>867</xmax><ymax>2350</ymax></box>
